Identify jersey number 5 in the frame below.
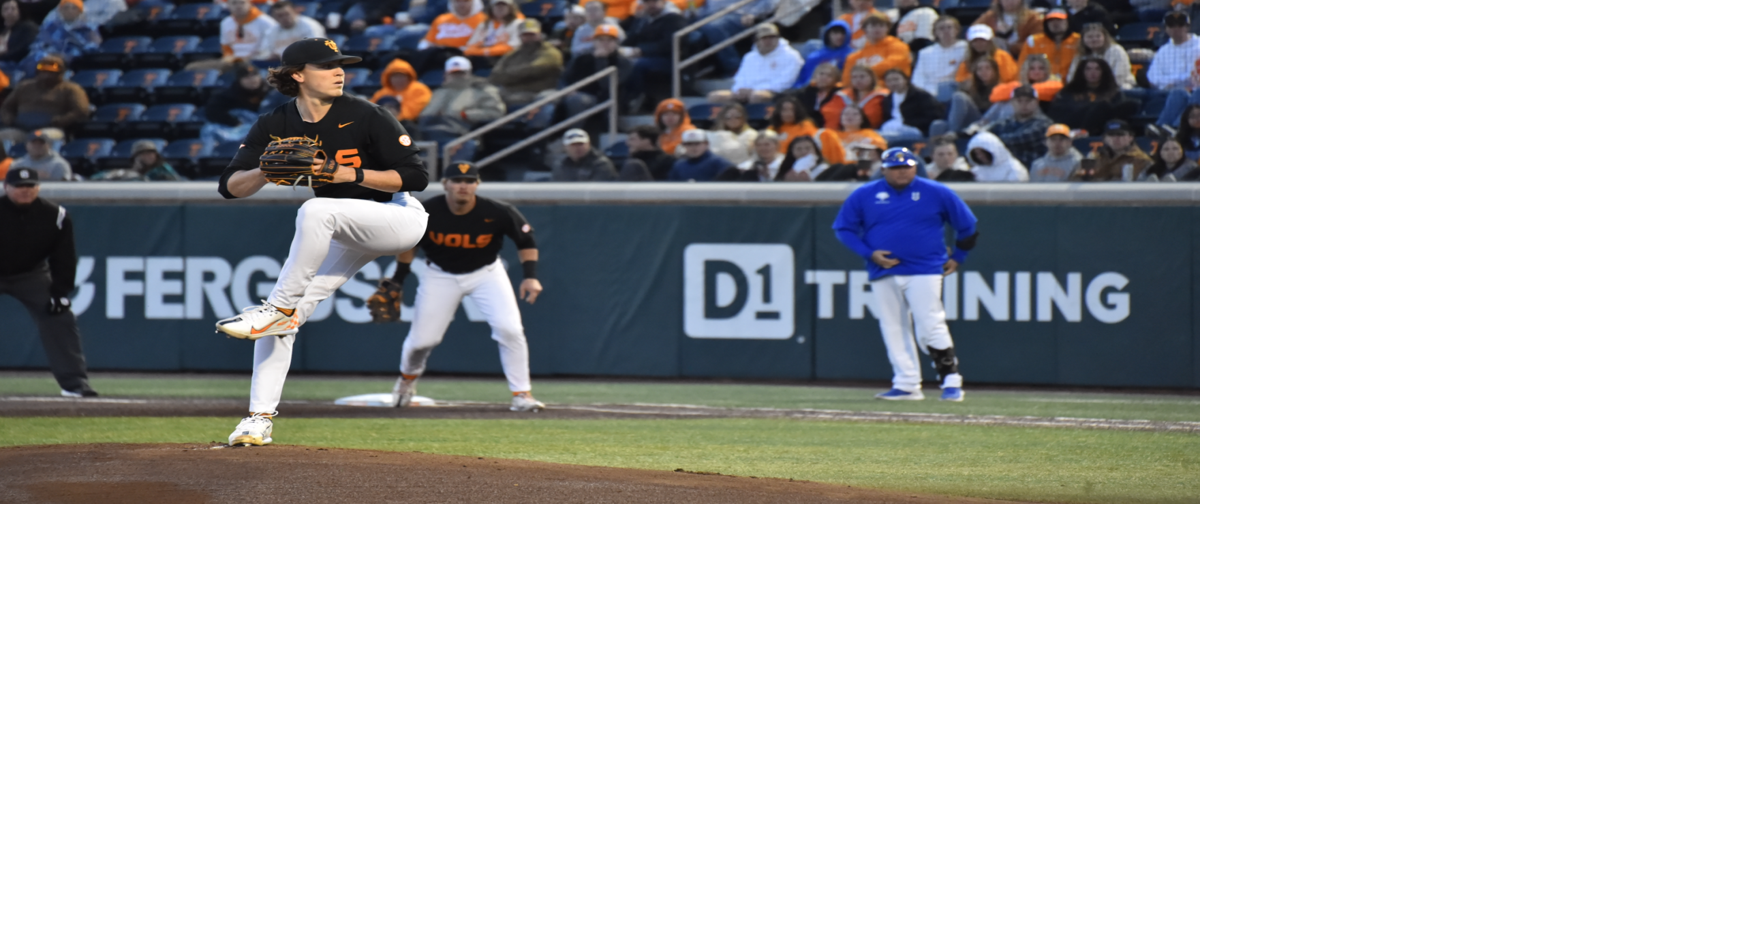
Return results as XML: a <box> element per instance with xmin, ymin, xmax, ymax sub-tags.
<box><xmin>336</xmin><ymin>149</ymin><xmax>362</xmax><ymax>168</ymax></box>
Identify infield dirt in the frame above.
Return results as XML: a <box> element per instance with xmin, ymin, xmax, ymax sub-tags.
<box><xmin>0</xmin><ymin>444</ymin><xmax>998</xmax><ymax>504</ymax></box>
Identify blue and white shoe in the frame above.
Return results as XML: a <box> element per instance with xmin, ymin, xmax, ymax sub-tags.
<box><xmin>875</xmin><ymin>388</ymin><xmax>925</xmax><ymax>400</ymax></box>
<box><xmin>940</xmin><ymin>386</ymin><xmax>965</xmax><ymax>402</ymax></box>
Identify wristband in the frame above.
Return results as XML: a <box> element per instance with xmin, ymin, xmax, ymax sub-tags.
<box><xmin>392</xmin><ymin>261</ymin><xmax>411</xmax><ymax>283</ymax></box>
<box><xmin>521</xmin><ymin>260</ymin><xmax>539</xmax><ymax>280</ymax></box>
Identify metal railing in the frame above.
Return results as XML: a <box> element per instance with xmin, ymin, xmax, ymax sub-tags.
<box><xmin>440</xmin><ymin>65</ymin><xmax>620</xmax><ymax>170</ymax></box>
<box><xmin>670</xmin><ymin>0</ymin><xmax>780</xmax><ymax>100</ymax></box>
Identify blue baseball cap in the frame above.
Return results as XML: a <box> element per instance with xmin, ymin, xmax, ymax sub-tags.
<box><xmin>881</xmin><ymin>147</ymin><xmax>919</xmax><ymax>168</ymax></box>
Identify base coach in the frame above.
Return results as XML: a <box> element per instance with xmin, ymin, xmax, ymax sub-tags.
<box><xmin>0</xmin><ymin>166</ymin><xmax>97</xmax><ymax>397</ymax></box>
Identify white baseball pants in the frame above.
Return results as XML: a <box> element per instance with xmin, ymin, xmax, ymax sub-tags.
<box><xmin>871</xmin><ymin>273</ymin><xmax>961</xmax><ymax>392</ymax></box>
<box><xmin>250</xmin><ymin>194</ymin><xmax>429</xmax><ymax>414</ymax></box>
<box><xmin>399</xmin><ymin>258</ymin><xmax>532</xmax><ymax>394</ymax></box>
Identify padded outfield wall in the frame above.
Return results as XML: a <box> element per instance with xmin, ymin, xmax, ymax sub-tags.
<box><xmin>0</xmin><ymin>183</ymin><xmax>1198</xmax><ymax>388</ymax></box>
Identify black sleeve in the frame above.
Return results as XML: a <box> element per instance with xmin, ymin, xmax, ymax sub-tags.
<box><xmin>503</xmin><ymin>204</ymin><xmax>537</xmax><ymax>249</ymax></box>
<box><xmin>218</xmin><ymin>114</ymin><xmax>275</xmax><ymax>199</ymax></box>
<box><xmin>47</xmin><ymin>205</ymin><xmax>76</xmax><ymax>296</ymax></box>
<box><xmin>364</xmin><ymin>103</ymin><xmax>428</xmax><ymax>191</ymax></box>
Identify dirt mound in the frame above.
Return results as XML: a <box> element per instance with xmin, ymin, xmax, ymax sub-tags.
<box><xmin>0</xmin><ymin>444</ymin><xmax>991</xmax><ymax>504</ymax></box>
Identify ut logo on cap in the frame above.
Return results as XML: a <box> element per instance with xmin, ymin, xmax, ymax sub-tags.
<box><xmin>324</xmin><ymin>39</ymin><xmax>339</xmax><ymax>53</ymax></box>
<box><xmin>682</xmin><ymin>244</ymin><xmax>794</xmax><ymax>340</ymax></box>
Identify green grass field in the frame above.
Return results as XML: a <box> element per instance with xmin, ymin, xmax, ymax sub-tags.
<box><xmin>0</xmin><ymin>373</ymin><xmax>1199</xmax><ymax>502</ymax></box>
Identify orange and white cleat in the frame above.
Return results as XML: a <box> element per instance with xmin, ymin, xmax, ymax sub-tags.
<box><xmin>228</xmin><ymin>413</ymin><xmax>274</xmax><ymax>446</ymax></box>
<box><xmin>510</xmin><ymin>391</ymin><xmax>545</xmax><ymax>412</ymax></box>
<box><xmin>216</xmin><ymin>304</ymin><xmax>300</xmax><ymax>340</ymax></box>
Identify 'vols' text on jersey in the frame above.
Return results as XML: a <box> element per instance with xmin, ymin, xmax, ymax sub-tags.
<box><xmin>417</xmin><ymin>195</ymin><xmax>539</xmax><ymax>274</ymax></box>
<box><xmin>219</xmin><ymin>95</ymin><xmax>428</xmax><ymax>202</ymax></box>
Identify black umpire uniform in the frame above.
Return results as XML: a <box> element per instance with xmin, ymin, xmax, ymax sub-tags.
<box><xmin>0</xmin><ymin>166</ymin><xmax>96</xmax><ymax>396</ymax></box>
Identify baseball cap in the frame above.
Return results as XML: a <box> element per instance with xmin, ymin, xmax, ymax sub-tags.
<box><xmin>444</xmin><ymin>161</ymin><xmax>481</xmax><ymax>179</ymax></box>
<box><xmin>679</xmin><ymin>128</ymin><xmax>708</xmax><ymax>143</ymax></box>
<box><xmin>281</xmin><ymin>36</ymin><xmax>362</xmax><ymax>67</ymax></box>
<box><xmin>1044</xmin><ymin>123</ymin><xmax>1072</xmax><ymax>138</ymax></box>
<box><xmin>1044</xmin><ymin>9</ymin><xmax>1067</xmax><ymax>19</ymax></box>
<box><xmin>591</xmin><ymin>23</ymin><xmax>618</xmax><ymax>37</ymax></box>
<box><xmin>519</xmin><ymin>17</ymin><xmax>542</xmax><ymax>32</ymax></box>
<box><xmin>6</xmin><ymin>166</ymin><xmax>42</xmax><ymax>186</ymax></box>
<box><xmin>1011</xmin><ymin>85</ymin><xmax>1037</xmax><ymax>100</ymax></box>
<box><xmin>1103</xmin><ymin>119</ymin><xmax>1132</xmax><ymax>134</ymax></box>
<box><xmin>965</xmin><ymin>23</ymin><xmax>993</xmax><ymax>41</ymax></box>
<box><xmin>1165</xmin><ymin>10</ymin><xmax>1189</xmax><ymax>26</ymax></box>
<box><xmin>561</xmin><ymin>128</ymin><xmax>590</xmax><ymax>144</ymax></box>
<box><xmin>130</xmin><ymin>139</ymin><xmax>160</xmax><ymax>154</ymax></box>
<box><xmin>880</xmin><ymin>146</ymin><xmax>918</xmax><ymax>168</ymax></box>
<box><xmin>754</xmin><ymin>22</ymin><xmax>779</xmax><ymax>36</ymax></box>
<box><xmin>444</xmin><ymin>55</ymin><xmax>472</xmax><ymax>72</ymax></box>
<box><xmin>36</xmin><ymin>55</ymin><xmax>66</xmax><ymax>73</ymax></box>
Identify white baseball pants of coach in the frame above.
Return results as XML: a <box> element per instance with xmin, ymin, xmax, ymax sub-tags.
<box><xmin>871</xmin><ymin>273</ymin><xmax>962</xmax><ymax>393</ymax></box>
<box><xmin>398</xmin><ymin>258</ymin><xmax>532</xmax><ymax>394</ymax></box>
<box><xmin>249</xmin><ymin>194</ymin><xmax>429</xmax><ymax>414</ymax></box>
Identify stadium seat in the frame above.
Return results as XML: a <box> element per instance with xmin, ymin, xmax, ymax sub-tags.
<box><xmin>687</xmin><ymin>102</ymin><xmax>716</xmax><ymax>123</ymax></box>
<box><xmin>344</xmin><ymin>33</ymin><xmax>392</xmax><ymax>54</ymax></box>
<box><xmin>70</xmin><ymin>68</ymin><xmax>125</xmax><ymax>104</ymax></box>
<box><xmin>75</xmin><ymin>36</ymin><xmax>154</xmax><ymax>70</ymax></box>
<box><xmin>343</xmin><ymin>68</ymin><xmax>375</xmax><ymax>91</ymax></box>
<box><xmin>138</xmin><ymin>103</ymin><xmax>201</xmax><ymax>138</ymax></box>
<box><xmin>143</xmin><ymin>34</ymin><xmax>206</xmax><ymax>68</ymax></box>
<box><xmin>394</xmin><ymin>30</ymin><xmax>427</xmax><ymax>51</ymax></box>
<box><xmin>86</xmin><ymin>103</ymin><xmax>148</xmax><ymax>138</ymax></box>
<box><xmin>189</xmin><ymin>34</ymin><xmax>224</xmax><ymax>64</ymax></box>
<box><xmin>1116</xmin><ymin>22</ymin><xmax>1162</xmax><ymax>48</ymax></box>
<box><xmin>104</xmin><ymin>0</ymin><xmax>174</xmax><ymax>37</ymax></box>
<box><xmin>418</xmin><ymin>69</ymin><xmax>445</xmax><ymax>89</ymax></box>
<box><xmin>62</xmin><ymin>136</ymin><xmax>116</xmax><ymax>173</ymax></box>
<box><xmin>521</xmin><ymin>1</ymin><xmax>563</xmax><ymax>19</ymax></box>
<box><xmin>162</xmin><ymin>137</ymin><xmax>212</xmax><ymax>160</ymax></box>
<box><xmin>156</xmin><ymin>67</ymin><xmax>222</xmax><ymax>103</ymax></box>
<box><xmin>164</xmin><ymin>2</ymin><xmax>226</xmax><ymax>36</ymax></box>
<box><xmin>109</xmin><ymin>68</ymin><xmax>174</xmax><ymax>103</ymax></box>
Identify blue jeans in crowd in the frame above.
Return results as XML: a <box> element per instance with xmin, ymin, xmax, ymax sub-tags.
<box><xmin>691</xmin><ymin>16</ymin><xmax>745</xmax><ymax>75</ymax></box>
<box><xmin>1156</xmin><ymin>85</ymin><xmax>1199</xmax><ymax>128</ymax></box>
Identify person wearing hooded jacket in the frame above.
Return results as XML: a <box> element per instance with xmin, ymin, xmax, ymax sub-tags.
<box><xmin>792</xmin><ymin>20</ymin><xmax>851</xmax><ymax>88</ymax></box>
<box><xmin>963</xmin><ymin>129</ymin><xmax>1027</xmax><ymax>181</ymax></box>
<box><xmin>371</xmin><ymin>58</ymin><xmax>433</xmax><ymax>124</ymax></box>
<box><xmin>651</xmin><ymin>97</ymin><xmax>694</xmax><ymax>154</ymax></box>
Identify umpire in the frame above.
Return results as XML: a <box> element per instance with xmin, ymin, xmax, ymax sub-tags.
<box><xmin>0</xmin><ymin>166</ymin><xmax>97</xmax><ymax>397</ymax></box>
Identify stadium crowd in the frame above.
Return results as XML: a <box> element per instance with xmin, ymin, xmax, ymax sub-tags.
<box><xmin>0</xmin><ymin>0</ymin><xmax>1197</xmax><ymax>181</ymax></box>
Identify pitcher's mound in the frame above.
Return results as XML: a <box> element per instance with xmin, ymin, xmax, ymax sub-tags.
<box><xmin>0</xmin><ymin>444</ymin><xmax>992</xmax><ymax>504</ymax></box>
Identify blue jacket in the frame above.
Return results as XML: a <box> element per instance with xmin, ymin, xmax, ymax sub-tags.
<box><xmin>793</xmin><ymin>21</ymin><xmax>853</xmax><ymax>88</ymax></box>
<box><xmin>832</xmin><ymin>176</ymin><xmax>979</xmax><ymax>279</ymax></box>
<box><xmin>667</xmin><ymin>151</ymin><xmax>733</xmax><ymax>182</ymax></box>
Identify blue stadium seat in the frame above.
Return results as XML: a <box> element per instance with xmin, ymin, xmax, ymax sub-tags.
<box><xmin>75</xmin><ymin>35</ymin><xmax>153</xmax><ymax>70</ymax></box>
<box><xmin>418</xmin><ymin>69</ymin><xmax>445</xmax><ymax>89</ymax></box>
<box><xmin>139</xmin><ymin>103</ymin><xmax>201</xmax><ymax>137</ymax></box>
<box><xmin>88</xmin><ymin>102</ymin><xmax>148</xmax><ymax>133</ymax></box>
<box><xmin>156</xmin><ymin>67</ymin><xmax>223</xmax><ymax>102</ymax></box>
<box><xmin>70</xmin><ymin>68</ymin><xmax>126</xmax><ymax>104</ymax></box>
<box><xmin>109</xmin><ymin>68</ymin><xmax>174</xmax><ymax>102</ymax></box>
<box><xmin>145</xmin><ymin>34</ymin><xmax>207</xmax><ymax>68</ymax></box>
<box><xmin>191</xmin><ymin>34</ymin><xmax>223</xmax><ymax>61</ymax></box>
<box><xmin>64</xmin><ymin>137</ymin><xmax>117</xmax><ymax>162</ymax></box>
<box><xmin>344</xmin><ymin>33</ymin><xmax>392</xmax><ymax>54</ymax></box>
<box><xmin>746</xmin><ymin>101</ymin><xmax>772</xmax><ymax>124</ymax></box>
<box><xmin>162</xmin><ymin>138</ymin><xmax>213</xmax><ymax>161</ymax></box>
<box><xmin>1115</xmin><ymin>22</ymin><xmax>1152</xmax><ymax>45</ymax></box>
<box><xmin>521</xmin><ymin>1</ymin><xmax>563</xmax><ymax>20</ymax></box>
<box><xmin>343</xmin><ymin>68</ymin><xmax>375</xmax><ymax>91</ymax></box>
<box><xmin>687</xmin><ymin>102</ymin><xmax>717</xmax><ymax>123</ymax></box>
<box><xmin>394</xmin><ymin>30</ymin><xmax>426</xmax><ymax>50</ymax></box>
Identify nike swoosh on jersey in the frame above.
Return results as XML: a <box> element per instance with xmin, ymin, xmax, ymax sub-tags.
<box><xmin>338</xmin><ymin>121</ymin><xmax>354</xmax><ymax>127</ymax></box>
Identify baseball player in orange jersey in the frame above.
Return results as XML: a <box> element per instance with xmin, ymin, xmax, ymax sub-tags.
<box><xmin>378</xmin><ymin>161</ymin><xmax>546</xmax><ymax>412</ymax></box>
<box><xmin>212</xmin><ymin>37</ymin><xmax>430</xmax><ymax>447</ymax></box>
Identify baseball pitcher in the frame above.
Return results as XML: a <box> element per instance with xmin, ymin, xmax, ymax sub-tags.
<box><xmin>212</xmin><ymin>36</ymin><xmax>431</xmax><ymax>447</ymax></box>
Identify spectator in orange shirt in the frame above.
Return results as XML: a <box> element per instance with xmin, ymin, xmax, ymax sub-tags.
<box><xmin>416</xmin><ymin>0</ymin><xmax>486</xmax><ymax>73</ymax></box>
<box><xmin>1022</xmin><ymin>10</ymin><xmax>1078</xmax><ymax>83</ymax></box>
<box><xmin>953</xmin><ymin>24</ymin><xmax>1016</xmax><ymax>85</ymax></box>
<box><xmin>835</xmin><ymin>0</ymin><xmax>894</xmax><ymax>51</ymax></box>
<box><xmin>840</xmin><ymin>15</ymin><xmax>910</xmax><ymax>86</ymax></box>
<box><xmin>987</xmin><ymin>52</ymin><xmax>1061</xmax><ymax>108</ymax></box>
<box><xmin>371</xmin><ymin>57</ymin><xmax>432</xmax><ymax>124</ymax></box>
<box><xmin>821</xmin><ymin>63</ymin><xmax>886</xmax><ymax>134</ymax></box>
<box><xmin>973</xmin><ymin>0</ymin><xmax>1041</xmax><ymax>60</ymax></box>
<box><xmin>653</xmin><ymin>97</ymin><xmax>694</xmax><ymax>153</ymax></box>
<box><xmin>826</xmin><ymin>103</ymin><xmax>885</xmax><ymax>164</ymax></box>
<box><xmin>769</xmin><ymin>96</ymin><xmax>818</xmax><ymax>146</ymax></box>
<box><xmin>465</xmin><ymin>0</ymin><xmax>523</xmax><ymax>57</ymax></box>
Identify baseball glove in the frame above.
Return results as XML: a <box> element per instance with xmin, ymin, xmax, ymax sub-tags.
<box><xmin>365</xmin><ymin>278</ymin><xmax>402</xmax><ymax>323</ymax></box>
<box><xmin>259</xmin><ymin>136</ymin><xmax>339</xmax><ymax>187</ymax></box>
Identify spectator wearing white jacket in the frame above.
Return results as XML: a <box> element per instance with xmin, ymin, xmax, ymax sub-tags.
<box><xmin>709</xmin><ymin>23</ymin><xmax>802</xmax><ymax>104</ymax></box>
<box><xmin>910</xmin><ymin>16</ymin><xmax>966</xmax><ymax>101</ymax></box>
<box><xmin>964</xmin><ymin>129</ymin><xmax>1027</xmax><ymax>181</ymax></box>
